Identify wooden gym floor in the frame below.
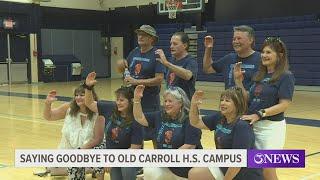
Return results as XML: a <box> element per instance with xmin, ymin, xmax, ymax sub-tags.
<box><xmin>0</xmin><ymin>79</ymin><xmax>319</xmax><ymax>180</ymax></box>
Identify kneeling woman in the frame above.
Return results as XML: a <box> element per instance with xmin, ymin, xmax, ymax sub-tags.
<box><xmin>43</xmin><ymin>85</ymin><xmax>105</xmax><ymax>180</ymax></box>
<box><xmin>84</xmin><ymin>72</ymin><xmax>143</xmax><ymax>180</ymax></box>
<box><xmin>133</xmin><ymin>85</ymin><xmax>202</xmax><ymax>180</ymax></box>
<box><xmin>188</xmin><ymin>88</ymin><xmax>262</xmax><ymax>180</ymax></box>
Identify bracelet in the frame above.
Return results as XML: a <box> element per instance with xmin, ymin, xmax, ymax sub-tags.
<box><xmin>133</xmin><ymin>100</ymin><xmax>141</xmax><ymax>104</ymax></box>
<box><xmin>81</xmin><ymin>82</ymin><xmax>94</xmax><ymax>90</ymax></box>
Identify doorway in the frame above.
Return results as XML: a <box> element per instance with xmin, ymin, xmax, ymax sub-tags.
<box><xmin>0</xmin><ymin>32</ymin><xmax>29</xmax><ymax>84</ymax></box>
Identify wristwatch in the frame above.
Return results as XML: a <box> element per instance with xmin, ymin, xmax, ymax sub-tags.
<box><xmin>81</xmin><ymin>82</ymin><xmax>94</xmax><ymax>90</ymax></box>
<box><xmin>256</xmin><ymin>109</ymin><xmax>266</xmax><ymax>120</ymax></box>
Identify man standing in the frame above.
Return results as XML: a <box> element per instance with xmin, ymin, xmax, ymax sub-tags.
<box><xmin>156</xmin><ymin>32</ymin><xmax>198</xmax><ymax>100</ymax></box>
<box><xmin>117</xmin><ymin>25</ymin><xmax>166</xmax><ymax>153</ymax></box>
<box><xmin>202</xmin><ymin>25</ymin><xmax>260</xmax><ymax>90</ymax></box>
<box><xmin>117</xmin><ymin>25</ymin><xmax>165</xmax><ymax>112</ymax></box>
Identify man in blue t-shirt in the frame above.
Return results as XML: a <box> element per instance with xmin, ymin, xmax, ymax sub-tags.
<box><xmin>155</xmin><ymin>32</ymin><xmax>198</xmax><ymax>100</ymax></box>
<box><xmin>202</xmin><ymin>25</ymin><xmax>260</xmax><ymax>90</ymax></box>
<box><xmin>117</xmin><ymin>25</ymin><xmax>166</xmax><ymax>112</ymax></box>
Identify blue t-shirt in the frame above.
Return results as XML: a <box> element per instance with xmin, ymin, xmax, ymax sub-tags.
<box><xmin>127</xmin><ymin>47</ymin><xmax>166</xmax><ymax>112</ymax></box>
<box><xmin>144</xmin><ymin>110</ymin><xmax>202</xmax><ymax>178</ymax></box>
<box><xmin>202</xmin><ymin>113</ymin><xmax>262</xmax><ymax>180</ymax></box>
<box><xmin>166</xmin><ymin>55</ymin><xmax>198</xmax><ymax>100</ymax></box>
<box><xmin>144</xmin><ymin>111</ymin><xmax>202</xmax><ymax>149</ymax></box>
<box><xmin>211</xmin><ymin>52</ymin><xmax>260</xmax><ymax>90</ymax></box>
<box><xmin>248</xmin><ymin>72</ymin><xmax>295</xmax><ymax>121</ymax></box>
<box><xmin>97</xmin><ymin>101</ymin><xmax>143</xmax><ymax>149</ymax></box>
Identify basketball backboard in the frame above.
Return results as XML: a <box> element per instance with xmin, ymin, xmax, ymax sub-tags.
<box><xmin>158</xmin><ymin>0</ymin><xmax>204</xmax><ymax>15</ymax></box>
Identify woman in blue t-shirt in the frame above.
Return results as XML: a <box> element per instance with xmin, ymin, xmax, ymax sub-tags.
<box><xmin>233</xmin><ymin>37</ymin><xmax>295</xmax><ymax>180</ymax></box>
<box><xmin>188</xmin><ymin>88</ymin><xmax>262</xmax><ymax>180</ymax></box>
<box><xmin>84</xmin><ymin>72</ymin><xmax>143</xmax><ymax>180</ymax></box>
<box><xmin>133</xmin><ymin>85</ymin><xmax>202</xmax><ymax>179</ymax></box>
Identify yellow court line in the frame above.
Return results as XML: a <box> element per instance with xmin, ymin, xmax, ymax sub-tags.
<box><xmin>301</xmin><ymin>173</ymin><xmax>320</xmax><ymax>180</ymax></box>
<box><xmin>0</xmin><ymin>114</ymin><xmax>63</xmax><ymax>126</ymax></box>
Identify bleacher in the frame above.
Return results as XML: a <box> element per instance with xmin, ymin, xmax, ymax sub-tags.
<box><xmin>154</xmin><ymin>14</ymin><xmax>320</xmax><ymax>86</ymax></box>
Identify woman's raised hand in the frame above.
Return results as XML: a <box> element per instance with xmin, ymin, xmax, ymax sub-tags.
<box><xmin>191</xmin><ymin>90</ymin><xmax>204</xmax><ymax>106</ymax></box>
<box><xmin>233</xmin><ymin>62</ymin><xmax>245</xmax><ymax>82</ymax></box>
<box><xmin>85</xmin><ymin>72</ymin><xmax>97</xmax><ymax>87</ymax></box>
<box><xmin>134</xmin><ymin>85</ymin><xmax>145</xmax><ymax>100</ymax></box>
<box><xmin>45</xmin><ymin>90</ymin><xmax>57</xmax><ymax>104</ymax></box>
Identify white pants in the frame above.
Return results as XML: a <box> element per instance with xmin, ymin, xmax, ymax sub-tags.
<box><xmin>253</xmin><ymin>119</ymin><xmax>286</xmax><ymax>149</ymax></box>
<box><xmin>208</xmin><ymin>167</ymin><xmax>224</xmax><ymax>180</ymax></box>
<box><xmin>144</xmin><ymin>167</ymin><xmax>187</xmax><ymax>180</ymax></box>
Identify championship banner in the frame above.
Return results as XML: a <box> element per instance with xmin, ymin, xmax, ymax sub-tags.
<box><xmin>15</xmin><ymin>149</ymin><xmax>247</xmax><ymax>167</ymax></box>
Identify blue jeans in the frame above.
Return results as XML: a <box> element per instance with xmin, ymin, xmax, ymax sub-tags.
<box><xmin>110</xmin><ymin>167</ymin><xmax>139</xmax><ymax>180</ymax></box>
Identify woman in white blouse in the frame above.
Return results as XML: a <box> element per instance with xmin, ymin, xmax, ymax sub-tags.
<box><xmin>43</xmin><ymin>85</ymin><xmax>105</xmax><ymax>180</ymax></box>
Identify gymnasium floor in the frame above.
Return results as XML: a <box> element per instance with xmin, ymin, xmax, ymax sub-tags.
<box><xmin>0</xmin><ymin>79</ymin><xmax>319</xmax><ymax>180</ymax></box>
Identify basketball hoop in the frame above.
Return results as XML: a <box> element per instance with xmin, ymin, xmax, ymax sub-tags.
<box><xmin>165</xmin><ymin>0</ymin><xmax>183</xmax><ymax>19</ymax></box>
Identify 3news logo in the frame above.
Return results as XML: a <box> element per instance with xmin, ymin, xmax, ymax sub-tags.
<box><xmin>248</xmin><ymin>150</ymin><xmax>305</xmax><ymax>168</ymax></box>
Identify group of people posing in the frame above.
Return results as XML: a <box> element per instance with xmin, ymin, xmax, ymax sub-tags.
<box><xmin>43</xmin><ymin>24</ymin><xmax>294</xmax><ymax>180</ymax></box>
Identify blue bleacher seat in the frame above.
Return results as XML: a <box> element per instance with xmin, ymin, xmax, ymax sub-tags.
<box><xmin>155</xmin><ymin>15</ymin><xmax>320</xmax><ymax>85</ymax></box>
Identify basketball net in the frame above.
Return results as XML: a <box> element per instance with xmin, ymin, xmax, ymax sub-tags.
<box><xmin>165</xmin><ymin>0</ymin><xmax>183</xmax><ymax>19</ymax></box>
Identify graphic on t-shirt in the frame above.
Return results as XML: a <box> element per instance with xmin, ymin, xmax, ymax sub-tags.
<box><xmin>164</xmin><ymin>130</ymin><xmax>173</xmax><ymax>144</ymax></box>
<box><xmin>111</xmin><ymin>127</ymin><xmax>121</xmax><ymax>141</ymax></box>
<box><xmin>134</xmin><ymin>63</ymin><xmax>142</xmax><ymax>76</ymax></box>
<box><xmin>214</xmin><ymin>122</ymin><xmax>232</xmax><ymax>149</ymax></box>
<box><xmin>254</xmin><ymin>84</ymin><xmax>263</xmax><ymax>97</ymax></box>
<box><xmin>157</xmin><ymin>121</ymin><xmax>183</xmax><ymax>149</ymax></box>
<box><xmin>168</xmin><ymin>72</ymin><xmax>176</xmax><ymax>85</ymax></box>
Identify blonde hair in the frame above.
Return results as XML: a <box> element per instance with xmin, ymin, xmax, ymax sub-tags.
<box><xmin>162</xmin><ymin>86</ymin><xmax>190</xmax><ymax>123</ymax></box>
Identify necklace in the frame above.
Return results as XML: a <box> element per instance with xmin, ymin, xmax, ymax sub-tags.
<box><xmin>79</xmin><ymin>112</ymin><xmax>87</xmax><ymax>118</ymax></box>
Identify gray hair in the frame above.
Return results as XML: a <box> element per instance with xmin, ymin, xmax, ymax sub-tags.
<box><xmin>233</xmin><ymin>25</ymin><xmax>255</xmax><ymax>48</ymax></box>
<box><xmin>163</xmin><ymin>86</ymin><xmax>190</xmax><ymax>123</ymax></box>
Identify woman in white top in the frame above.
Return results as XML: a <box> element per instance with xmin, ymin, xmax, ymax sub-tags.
<box><xmin>43</xmin><ymin>85</ymin><xmax>105</xmax><ymax>180</ymax></box>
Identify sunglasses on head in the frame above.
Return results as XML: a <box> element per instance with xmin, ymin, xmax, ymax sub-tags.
<box><xmin>230</xmin><ymin>86</ymin><xmax>243</xmax><ymax>94</ymax></box>
<box><xmin>167</xmin><ymin>86</ymin><xmax>183</xmax><ymax>99</ymax></box>
<box><xmin>265</xmin><ymin>37</ymin><xmax>282</xmax><ymax>43</ymax></box>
